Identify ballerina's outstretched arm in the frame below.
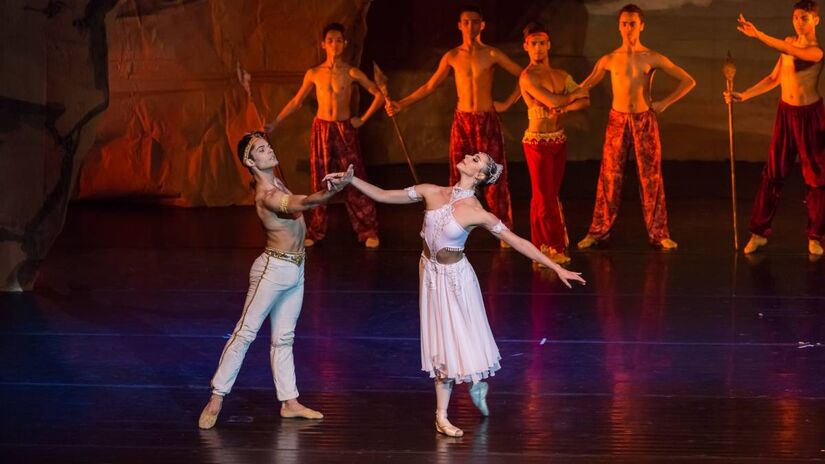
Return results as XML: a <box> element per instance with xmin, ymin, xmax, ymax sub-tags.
<box><xmin>324</xmin><ymin>164</ymin><xmax>440</xmax><ymax>204</ymax></box>
<box><xmin>477</xmin><ymin>209</ymin><xmax>586</xmax><ymax>288</ymax></box>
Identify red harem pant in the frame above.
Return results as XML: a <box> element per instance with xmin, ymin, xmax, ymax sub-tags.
<box><xmin>308</xmin><ymin>118</ymin><xmax>379</xmax><ymax>242</ymax></box>
<box><xmin>587</xmin><ymin>109</ymin><xmax>670</xmax><ymax>243</ymax></box>
<box><xmin>749</xmin><ymin>99</ymin><xmax>825</xmax><ymax>242</ymax></box>
<box><xmin>523</xmin><ymin>130</ymin><xmax>568</xmax><ymax>253</ymax></box>
<box><xmin>449</xmin><ymin>110</ymin><xmax>513</xmax><ymax>228</ymax></box>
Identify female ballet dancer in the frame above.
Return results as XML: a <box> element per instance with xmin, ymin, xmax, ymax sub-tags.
<box><xmin>324</xmin><ymin>153</ymin><xmax>585</xmax><ymax>436</ymax></box>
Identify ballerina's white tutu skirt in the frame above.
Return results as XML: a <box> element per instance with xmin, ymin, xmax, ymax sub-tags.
<box><xmin>419</xmin><ymin>255</ymin><xmax>501</xmax><ymax>384</ymax></box>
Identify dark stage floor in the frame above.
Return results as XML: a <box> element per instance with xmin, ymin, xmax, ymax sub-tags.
<box><xmin>2</xmin><ymin>161</ymin><xmax>825</xmax><ymax>463</ymax></box>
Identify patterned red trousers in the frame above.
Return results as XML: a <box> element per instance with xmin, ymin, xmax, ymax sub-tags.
<box><xmin>523</xmin><ymin>131</ymin><xmax>568</xmax><ymax>253</ymax></box>
<box><xmin>449</xmin><ymin>110</ymin><xmax>513</xmax><ymax>228</ymax></box>
<box><xmin>308</xmin><ymin>118</ymin><xmax>378</xmax><ymax>242</ymax></box>
<box><xmin>750</xmin><ymin>99</ymin><xmax>825</xmax><ymax>241</ymax></box>
<box><xmin>587</xmin><ymin>109</ymin><xmax>670</xmax><ymax>243</ymax></box>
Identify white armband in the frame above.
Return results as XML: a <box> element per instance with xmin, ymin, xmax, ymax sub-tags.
<box><xmin>405</xmin><ymin>186</ymin><xmax>423</xmax><ymax>202</ymax></box>
<box><xmin>491</xmin><ymin>220</ymin><xmax>508</xmax><ymax>234</ymax></box>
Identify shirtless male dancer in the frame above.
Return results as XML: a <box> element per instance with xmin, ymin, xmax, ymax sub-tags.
<box><xmin>267</xmin><ymin>23</ymin><xmax>383</xmax><ymax>248</ymax></box>
<box><xmin>198</xmin><ymin>132</ymin><xmax>352</xmax><ymax>429</ymax></box>
<box><xmin>577</xmin><ymin>3</ymin><xmax>695</xmax><ymax>250</ymax></box>
<box><xmin>519</xmin><ymin>21</ymin><xmax>590</xmax><ymax>264</ymax></box>
<box><xmin>386</xmin><ymin>5</ymin><xmax>522</xmax><ymax>245</ymax></box>
<box><xmin>725</xmin><ymin>1</ymin><xmax>825</xmax><ymax>256</ymax></box>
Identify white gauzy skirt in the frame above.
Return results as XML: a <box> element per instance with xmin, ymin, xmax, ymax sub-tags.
<box><xmin>419</xmin><ymin>255</ymin><xmax>501</xmax><ymax>384</ymax></box>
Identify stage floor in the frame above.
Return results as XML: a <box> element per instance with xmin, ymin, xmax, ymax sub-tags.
<box><xmin>2</xmin><ymin>162</ymin><xmax>824</xmax><ymax>462</ymax></box>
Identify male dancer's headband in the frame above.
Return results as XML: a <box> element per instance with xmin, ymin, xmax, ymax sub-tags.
<box><xmin>524</xmin><ymin>32</ymin><xmax>550</xmax><ymax>42</ymax></box>
<box><xmin>242</xmin><ymin>131</ymin><xmax>267</xmax><ymax>164</ymax></box>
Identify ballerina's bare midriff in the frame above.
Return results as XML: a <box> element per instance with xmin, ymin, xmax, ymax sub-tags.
<box><xmin>422</xmin><ymin>240</ymin><xmax>465</xmax><ymax>265</ymax></box>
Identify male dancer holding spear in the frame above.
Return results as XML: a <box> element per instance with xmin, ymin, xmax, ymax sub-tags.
<box><xmin>385</xmin><ymin>5</ymin><xmax>522</xmax><ymax>246</ymax></box>
<box><xmin>725</xmin><ymin>1</ymin><xmax>825</xmax><ymax>256</ymax></box>
<box><xmin>267</xmin><ymin>23</ymin><xmax>383</xmax><ymax>248</ymax></box>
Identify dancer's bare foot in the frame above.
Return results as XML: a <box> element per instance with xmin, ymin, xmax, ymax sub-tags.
<box><xmin>198</xmin><ymin>394</ymin><xmax>223</xmax><ymax>429</ymax></box>
<box><xmin>809</xmin><ymin>239</ymin><xmax>823</xmax><ymax>256</ymax></box>
<box><xmin>365</xmin><ymin>237</ymin><xmax>380</xmax><ymax>249</ymax></box>
<box><xmin>280</xmin><ymin>399</ymin><xmax>323</xmax><ymax>419</ymax></box>
<box><xmin>744</xmin><ymin>234</ymin><xmax>767</xmax><ymax>254</ymax></box>
<box><xmin>304</xmin><ymin>238</ymin><xmax>315</xmax><ymax>248</ymax></box>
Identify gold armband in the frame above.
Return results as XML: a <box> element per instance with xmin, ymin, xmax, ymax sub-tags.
<box><xmin>279</xmin><ymin>194</ymin><xmax>291</xmax><ymax>214</ymax></box>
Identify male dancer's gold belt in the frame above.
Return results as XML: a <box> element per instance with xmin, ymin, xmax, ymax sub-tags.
<box><xmin>264</xmin><ymin>248</ymin><xmax>305</xmax><ymax>266</ymax></box>
<box><xmin>522</xmin><ymin>129</ymin><xmax>567</xmax><ymax>144</ymax></box>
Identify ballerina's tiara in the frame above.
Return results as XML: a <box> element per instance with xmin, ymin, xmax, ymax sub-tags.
<box><xmin>476</xmin><ymin>152</ymin><xmax>503</xmax><ymax>185</ymax></box>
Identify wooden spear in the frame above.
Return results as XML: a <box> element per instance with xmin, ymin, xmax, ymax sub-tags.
<box><xmin>723</xmin><ymin>51</ymin><xmax>740</xmax><ymax>250</ymax></box>
<box><xmin>373</xmin><ymin>62</ymin><xmax>420</xmax><ymax>184</ymax></box>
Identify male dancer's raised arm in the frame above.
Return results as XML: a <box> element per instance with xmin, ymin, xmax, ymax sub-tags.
<box><xmin>737</xmin><ymin>13</ymin><xmax>824</xmax><ymax>62</ymax></box>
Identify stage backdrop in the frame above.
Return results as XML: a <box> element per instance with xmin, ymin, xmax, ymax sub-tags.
<box><xmin>1</xmin><ymin>0</ymin><xmax>120</xmax><ymax>291</ymax></box>
<box><xmin>75</xmin><ymin>0</ymin><xmax>805</xmax><ymax>207</ymax></box>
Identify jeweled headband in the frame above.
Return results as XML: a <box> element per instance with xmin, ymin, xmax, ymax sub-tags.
<box><xmin>242</xmin><ymin>131</ymin><xmax>267</xmax><ymax>164</ymax></box>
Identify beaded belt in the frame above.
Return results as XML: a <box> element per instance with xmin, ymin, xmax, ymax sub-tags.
<box><xmin>523</xmin><ymin>129</ymin><xmax>567</xmax><ymax>144</ymax></box>
<box><xmin>264</xmin><ymin>248</ymin><xmax>305</xmax><ymax>266</ymax></box>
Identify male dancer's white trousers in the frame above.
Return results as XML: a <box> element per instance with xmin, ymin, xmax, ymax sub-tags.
<box><xmin>210</xmin><ymin>252</ymin><xmax>305</xmax><ymax>401</ymax></box>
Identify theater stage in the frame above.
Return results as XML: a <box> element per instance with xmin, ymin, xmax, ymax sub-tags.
<box><xmin>2</xmin><ymin>161</ymin><xmax>824</xmax><ymax>463</ymax></box>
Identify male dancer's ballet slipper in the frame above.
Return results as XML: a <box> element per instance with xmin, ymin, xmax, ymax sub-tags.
<box><xmin>435</xmin><ymin>412</ymin><xmax>464</xmax><ymax>437</ymax></box>
<box><xmin>280</xmin><ymin>405</ymin><xmax>324</xmax><ymax>420</ymax></box>
<box><xmin>198</xmin><ymin>409</ymin><xmax>219</xmax><ymax>430</ymax></box>
<box><xmin>658</xmin><ymin>238</ymin><xmax>678</xmax><ymax>250</ymax></box>
<box><xmin>469</xmin><ymin>381</ymin><xmax>490</xmax><ymax>417</ymax></box>
<box><xmin>549</xmin><ymin>251</ymin><xmax>571</xmax><ymax>264</ymax></box>
<box><xmin>577</xmin><ymin>235</ymin><xmax>598</xmax><ymax>249</ymax></box>
<box><xmin>744</xmin><ymin>234</ymin><xmax>767</xmax><ymax>254</ymax></box>
<box><xmin>809</xmin><ymin>239</ymin><xmax>824</xmax><ymax>256</ymax></box>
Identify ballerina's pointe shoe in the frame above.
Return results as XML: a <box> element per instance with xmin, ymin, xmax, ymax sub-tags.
<box><xmin>469</xmin><ymin>381</ymin><xmax>489</xmax><ymax>417</ymax></box>
<box><xmin>280</xmin><ymin>405</ymin><xmax>324</xmax><ymax>420</ymax></box>
<box><xmin>810</xmin><ymin>239</ymin><xmax>824</xmax><ymax>256</ymax></box>
<box><xmin>435</xmin><ymin>412</ymin><xmax>464</xmax><ymax>437</ymax></box>
<box><xmin>577</xmin><ymin>235</ymin><xmax>597</xmax><ymax>249</ymax></box>
<box><xmin>744</xmin><ymin>234</ymin><xmax>767</xmax><ymax>254</ymax></box>
<box><xmin>198</xmin><ymin>406</ymin><xmax>220</xmax><ymax>430</ymax></box>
